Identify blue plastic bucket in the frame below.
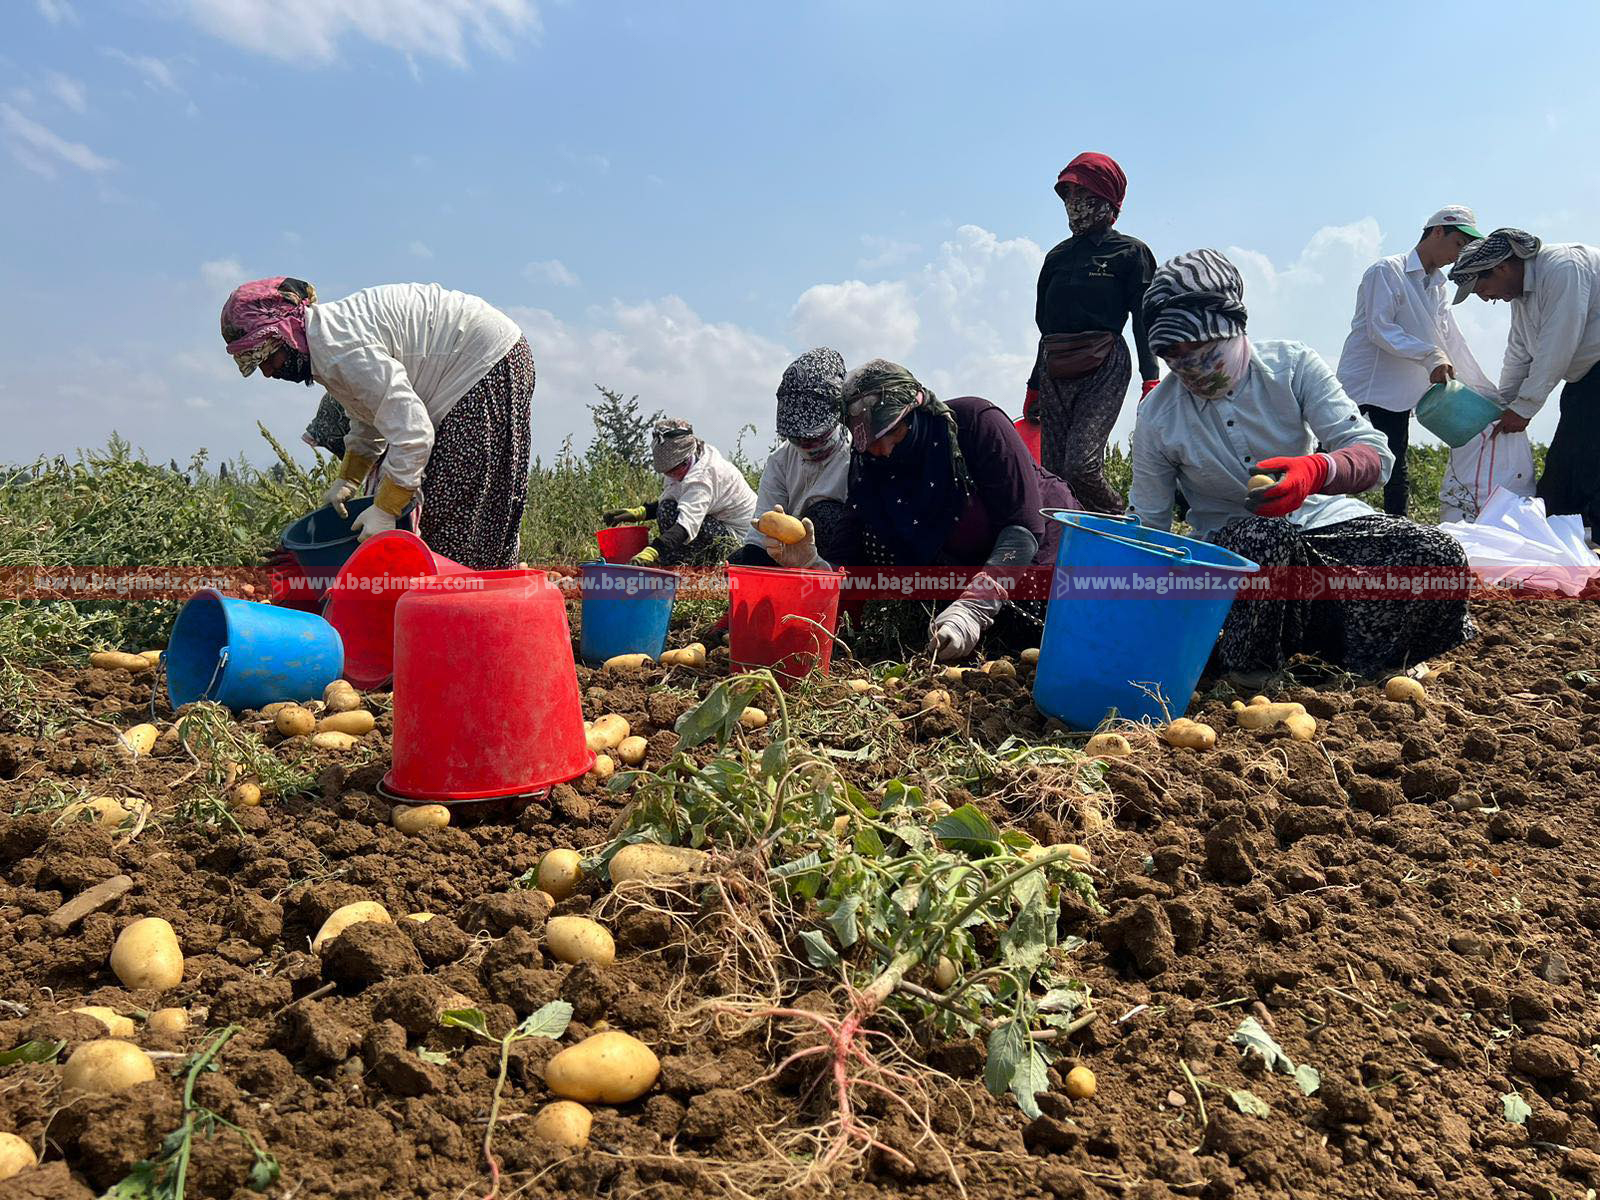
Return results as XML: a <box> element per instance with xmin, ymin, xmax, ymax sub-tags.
<box><xmin>1415</xmin><ymin>380</ymin><xmax>1502</xmax><ymax>448</ymax></box>
<box><xmin>280</xmin><ymin>498</ymin><xmax>417</xmax><ymax>602</ymax></box>
<box><xmin>1032</xmin><ymin>511</ymin><xmax>1259</xmax><ymax>728</ymax></box>
<box><xmin>577</xmin><ymin>562</ymin><xmax>679</xmax><ymax>666</ymax></box>
<box><xmin>166</xmin><ymin>589</ymin><xmax>345</xmax><ymax>711</ymax></box>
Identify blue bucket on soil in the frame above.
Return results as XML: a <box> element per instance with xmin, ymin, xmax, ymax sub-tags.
<box><xmin>578</xmin><ymin>561</ymin><xmax>679</xmax><ymax>666</ymax></box>
<box><xmin>280</xmin><ymin>498</ymin><xmax>417</xmax><ymax>602</ymax></box>
<box><xmin>166</xmin><ymin>589</ymin><xmax>345</xmax><ymax>711</ymax></box>
<box><xmin>1414</xmin><ymin>379</ymin><xmax>1502</xmax><ymax>448</ymax></box>
<box><xmin>1032</xmin><ymin>511</ymin><xmax>1259</xmax><ymax>728</ymax></box>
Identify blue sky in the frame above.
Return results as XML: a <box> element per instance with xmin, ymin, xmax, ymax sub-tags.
<box><xmin>4</xmin><ymin>0</ymin><xmax>1598</xmax><ymax>469</ymax></box>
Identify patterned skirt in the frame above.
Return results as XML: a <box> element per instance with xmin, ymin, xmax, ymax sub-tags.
<box><xmin>1034</xmin><ymin>336</ymin><xmax>1132</xmax><ymax>514</ymax></box>
<box><xmin>418</xmin><ymin>337</ymin><xmax>534</xmax><ymax>571</ymax></box>
<box><xmin>1210</xmin><ymin>514</ymin><xmax>1474</xmax><ymax>675</ymax></box>
<box><xmin>657</xmin><ymin>497</ymin><xmax>743</xmax><ymax>567</ymax></box>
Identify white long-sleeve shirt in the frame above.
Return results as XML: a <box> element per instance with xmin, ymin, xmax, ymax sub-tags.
<box><xmin>306</xmin><ymin>283</ymin><xmax>522</xmax><ymax>489</ymax></box>
<box><xmin>660</xmin><ymin>443</ymin><xmax>757</xmax><ymax>540</ymax></box>
<box><xmin>1337</xmin><ymin>250</ymin><xmax>1465</xmax><ymax>412</ymax></box>
<box><xmin>1497</xmin><ymin>244</ymin><xmax>1600</xmax><ymax>419</ymax></box>
<box><xmin>740</xmin><ymin>435</ymin><xmax>850</xmax><ymax>548</ymax></box>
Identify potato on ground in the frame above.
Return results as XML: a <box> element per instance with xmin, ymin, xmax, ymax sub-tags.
<box><xmin>61</xmin><ymin>1040</ymin><xmax>156</xmax><ymax>1098</ymax></box>
<box><xmin>275</xmin><ymin>705</ymin><xmax>316</xmax><ymax>737</ymax></box>
<box><xmin>317</xmin><ymin>709</ymin><xmax>375</xmax><ymax>736</ymax></box>
<box><xmin>312</xmin><ymin>901</ymin><xmax>391</xmax><ymax>952</ymax></box>
<box><xmin>1083</xmin><ymin>732</ymin><xmax>1131</xmax><ymax>757</ymax></box>
<box><xmin>146</xmin><ymin>1008</ymin><xmax>191</xmax><ymax>1037</ymax></box>
<box><xmin>72</xmin><ymin>1006</ymin><xmax>135</xmax><ymax>1038</ymax></box>
<box><xmin>609</xmin><ymin>843</ymin><xmax>708</xmax><ymax>885</ymax></box>
<box><xmin>90</xmin><ymin>651</ymin><xmax>152</xmax><ymax>674</ymax></box>
<box><xmin>392</xmin><ymin>804</ymin><xmax>450</xmax><ymax>834</ymax></box>
<box><xmin>545</xmin><ymin>1031</ymin><xmax>660</xmax><ymax>1103</ymax></box>
<box><xmin>0</xmin><ymin>1132</ymin><xmax>36</xmax><ymax>1181</ymax></box>
<box><xmin>586</xmin><ymin>714</ymin><xmax>630</xmax><ymax>752</ymax></box>
<box><xmin>109</xmin><ymin>917</ymin><xmax>183</xmax><ymax>991</ymax></box>
<box><xmin>532</xmin><ymin>1101</ymin><xmax>593</xmax><ymax>1150</ymax></box>
<box><xmin>616</xmin><ymin>736</ymin><xmax>648</xmax><ymax>767</ymax></box>
<box><xmin>545</xmin><ymin>916</ymin><xmax>616</xmax><ymax>967</ymax></box>
<box><xmin>536</xmin><ymin>849</ymin><xmax>584</xmax><ymax>900</ymax></box>
<box><xmin>1066</xmin><ymin>1065</ymin><xmax>1097</xmax><ymax>1099</ymax></box>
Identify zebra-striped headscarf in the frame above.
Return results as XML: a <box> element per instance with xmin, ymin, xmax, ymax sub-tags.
<box><xmin>1141</xmin><ymin>249</ymin><xmax>1249</xmax><ymax>355</ymax></box>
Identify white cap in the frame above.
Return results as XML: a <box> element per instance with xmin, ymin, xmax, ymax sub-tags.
<box><xmin>1425</xmin><ymin>205</ymin><xmax>1483</xmax><ymax>238</ymax></box>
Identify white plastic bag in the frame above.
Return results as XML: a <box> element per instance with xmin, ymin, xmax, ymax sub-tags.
<box><xmin>1438</xmin><ymin>429</ymin><xmax>1535</xmax><ymax>523</ymax></box>
<box><xmin>1441</xmin><ymin>490</ymin><xmax>1600</xmax><ymax>596</ymax></box>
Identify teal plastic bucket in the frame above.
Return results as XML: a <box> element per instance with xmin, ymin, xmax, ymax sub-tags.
<box><xmin>578</xmin><ymin>562</ymin><xmax>679</xmax><ymax>665</ymax></box>
<box><xmin>1032</xmin><ymin>512</ymin><xmax>1259</xmax><ymax>728</ymax></box>
<box><xmin>166</xmin><ymin>589</ymin><xmax>345</xmax><ymax>711</ymax></box>
<box><xmin>1415</xmin><ymin>380</ymin><xmax>1502</xmax><ymax>448</ymax></box>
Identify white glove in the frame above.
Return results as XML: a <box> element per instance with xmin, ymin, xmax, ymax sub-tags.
<box><xmin>756</xmin><ymin>507</ymin><xmax>822</xmax><ymax>569</ymax></box>
<box><xmin>351</xmin><ymin>504</ymin><xmax>397</xmax><ymax>542</ymax></box>
<box><xmin>931</xmin><ymin>600</ymin><xmax>985</xmax><ymax>661</ymax></box>
<box><xmin>322</xmin><ymin>477</ymin><xmax>359</xmax><ymax>518</ymax></box>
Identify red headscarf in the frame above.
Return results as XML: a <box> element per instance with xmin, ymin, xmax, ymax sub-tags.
<box><xmin>220</xmin><ymin>277</ymin><xmax>316</xmax><ymax>367</ymax></box>
<box><xmin>1054</xmin><ymin>153</ymin><xmax>1127</xmax><ymax>214</ymax></box>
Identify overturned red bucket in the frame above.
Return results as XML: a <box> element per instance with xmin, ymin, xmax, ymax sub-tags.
<box><xmin>384</xmin><ymin>569</ymin><xmax>593</xmax><ymax>803</ymax></box>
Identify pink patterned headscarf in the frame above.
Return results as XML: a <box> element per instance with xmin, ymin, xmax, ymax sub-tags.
<box><xmin>219</xmin><ymin>277</ymin><xmax>316</xmax><ymax>375</ymax></box>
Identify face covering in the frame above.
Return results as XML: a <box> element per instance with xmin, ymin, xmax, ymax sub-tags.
<box><xmin>1164</xmin><ymin>336</ymin><xmax>1252</xmax><ymax>401</ymax></box>
<box><xmin>793</xmin><ymin>425</ymin><xmax>847</xmax><ymax>463</ymax></box>
<box><xmin>280</xmin><ymin>346</ymin><xmax>315</xmax><ymax>385</ymax></box>
<box><xmin>1066</xmin><ymin>194</ymin><xmax>1117</xmax><ymax>236</ymax></box>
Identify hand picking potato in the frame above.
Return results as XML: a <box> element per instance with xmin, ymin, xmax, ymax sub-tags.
<box><xmin>311</xmin><ymin>731</ymin><xmax>360</xmax><ymax>751</ymax></box>
<box><xmin>545</xmin><ymin>916</ymin><xmax>616</xmax><ymax>966</ymax></box>
<box><xmin>616</xmin><ymin>736</ymin><xmax>648</xmax><ymax>767</ymax></box>
<box><xmin>91</xmin><ymin>651</ymin><xmax>153</xmax><ymax>674</ymax></box>
<box><xmin>109</xmin><ymin>917</ymin><xmax>184</xmax><ymax>991</ymax></box>
<box><xmin>602</xmin><ymin>653</ymin><xmax>652</xmax><ymax>671</ymax></box>
<box><xmin>1083</xmin><ymin>732</ymin><xmax>1131</xmax><ymax>758</ymax></box>
<box><xmin>0</xmin><ymin>1131</ymin><xmax>37</xmax><ymax>1181</ymax></box>
<box><xmin>392</xmin><ymin>803</ymin><xmax>450</xmax><ymax>834</ymax></box>
<box><xmin>145</xmin><ymin>1008</ymin><xmax>191</xmax><ymax>1037</ymax></box>
<box><xmin>755</xmin><ymin>509</ymin><xmax>808</xmax><ymax>545</ymax></box>
<box><xmin>118</xmin><ymin>724</ymin><xmax>159</xmax><ymax>757</ymax></box>
<box><xmin>532</xmin><ymin>1100</ymin><xmax>593</xmax><ymax>1150</ymax></box>
<box><xmin>586</xmin><ymin>714</ymin><xmax>630</xmax><ymax>752</ymax></box>
<box><xmin>536</xmin><ymin>849</ymin><xmax>584</xmax><ymax>900</ymax></box>
<box><xmin>275</xmin><ymin>705</ymin><xmax>316</xmax><ymax>737</ymax></box>
<box><xmin>545</xmin><ymin>1031</ymin><xmax>660</xmax><ymax>1103</ymax></box>
<box><xmin>738</xmin><ymin>706</ymin><xmax>768</xmax><ymax>730</ymax></box>
<box><xmin>1161</xmin><ymin>718</ymin><xmax>1217</xmax><ymax>750</ymax></box>
<box><xmin>317</xmin><ymin>709</ymin><xmax>375</xmax><ymax>736</ymax></box>
<box><xmin>312</xmin><ymin>900</ymin><xmax>391</xmax><ymax>952</ymax></box>
<box><xmin>72</xmin><ymin>1006</ymin><xmax>136</xmax><ymax>1038</ymax></box>
<box><xmin>609</xmin><ymin>843</ymin><xmax>708</xmax><ymax>885</ymax></box>
<box><xmin>588</xmin><ymin>755</ymin><xmax>616</xmax><ymax>781</ymax></box>
<box><xmin>1384</xmin><ymin>675</ymin><xmax>1426</xmax><ymax>704</ymax></box>
<box><xmin>61</xmin><ymin>1039</ymin><xmax>156</xmax><ymax>1098</ymax></box>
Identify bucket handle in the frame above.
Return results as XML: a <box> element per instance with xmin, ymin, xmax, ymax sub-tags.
<box><xmin>1040</xmin><ymin>509</ymin><xmax>1192</xmax><ymax>561</ymax></box>
<box><xmin>197</xmin><ymin>647</ymin><xmax>230</xmax><ymax>704</ymax></box>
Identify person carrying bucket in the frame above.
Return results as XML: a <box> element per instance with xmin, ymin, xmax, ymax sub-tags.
<box><xmin>1129</xmin><ymin>249</ymin><xmax>1473</xmax><ymax>681</ymax></box>
<box><xmin>602</xmin><ymin>419</ymin><xmax>757</xmax><ymax>567</ymax></box>
<box><xmin>1449</xmin><ymin>228</ymin><xmax>1600</xmax><ymax>538</ymax></box>
<box><xmin>730</xmin><ymin>347</ymin><xmax>857</xmax><ymax>570</ymax></box>
<box><xmin>220</xmin><ymin>277</ymin><xmax>534</xmax><ymax>571</ymax></box>
<box><xmin>841</xmin><ymin>360</ymin><xmax>1079</xmax><ymax>661</ymax></box>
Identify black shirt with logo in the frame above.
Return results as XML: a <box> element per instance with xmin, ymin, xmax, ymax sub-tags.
<box><xmin>1030</xmin><ymin>228</ymin><xmax>1158</xmax><ymax>387</ymax></box>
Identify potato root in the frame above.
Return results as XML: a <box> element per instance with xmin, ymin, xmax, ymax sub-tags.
<box><xmin>91</xmin><ymin>651</ymin><xmax>153</xmax><ymax>674</ymax></box>
<box><xmin>61</xmin><ymin>1040</ymin><xmax>156</xmax><ymax>1098</ymax></box>
<box><xmin>313</xmin><ymin>901</ymin><xmax>391</xmax><ymax>952</ymax></box>
<box><xmin>392</xmin><ymin>803</ymin><xmax>450</xmax><ymax>834</ymax></box>
<box><xmin>274</xmin><ymin>705</ymin><xmax>315</xmax><ymax>737</ymax></box>
<box><xmin>1083</xmin><ymin>732</ymin><xmax>1132</xmax><ymax>758</ymax></box>
<box><xmin>609</xmin><ymin>843</ymin><xmax>708</xmax><ymax>885</ymax></box>
<box><xmin>536</xmin><ymin>849</ymin><xmax>584</xmax><ymax>900</ymax></box>
<box><xmin>317</xmin><ymin>709</ymin><xmax>375</xmax><ymax>736</ymax></box>
<box><xmin>755</xmin><ymin>509</ymin><xmax>808</xmax><ymax>545</ymax></box>
<box><xmin>545</xmin><ymin>1031</ymin><xmax>660</xmax><ymax>1103</ymax></box>
<box><xmin>545</xmin><ymin>916</ymin><xmax>616</xmax><ymax>967</ymax></box>
<box><xmin>109</xmin><ymin>917</ymin><xmax>183</xmax><ymax>991</ymax></box>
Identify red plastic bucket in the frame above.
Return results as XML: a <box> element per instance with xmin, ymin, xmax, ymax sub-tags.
<box><xmin>727</xmin><ymin>564</ymin><xmax>846</xmax><ymax>683</ymax></box>
<box><xmin>322</xmin><ymin>531</ymin><xmax>475</xmax><ymax>690</ymax></box>
<box><xmin>385</xmin><ymin>569</ymin><xmax>593</xmax><ymax>803</ymax></box>
<box><xmin>1014</xmin><ymin>417</ymin><xmax>1041</xmax><ymax>465</ymax></box>
<box><xmin>596</xmin><ymin>525</ymin><xmax>650</xmax><ymax>563</ymax></box>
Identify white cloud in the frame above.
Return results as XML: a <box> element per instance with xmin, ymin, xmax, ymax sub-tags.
<box><xmin>102</xmin><ymin>48</ymin><xmax>184</xmax><ymax>95</ymax></box>
<box><xmin>0</xmin><ymin>102</ymin><xmax>115</xmax><ymax>176</ymax></box>
<box><xmin>408</xmin><ymin>240</ymin><xmax>434</xmax><ymax>260</ymax></box>
<box><xmin>173</xmin><ymin>0</ymin><xmax>541</xmax><ymax>67</ymax></box>
<box><xmin>856</xmin><ymin>235</ymin><xmax>920</xmax><ymax>272</ymax></box>
<box><xmin>524</xmin><ymin>258</ymin><xmax>579</xmax><ymax>287</ymax></box>
<box><xmin>36</xmin><ymin>0</ymin><xmax>77</xmax><ymax>24</ymax></box>
<box><xmin>199</xmin><ymin>258</ymin><xmax>245</xmax><ymax>292</ymax></box>
<box><xmin>790</xmin><ymin>280</ymin><xmax>919</xmax><ymax>366</ymax></box>
<box><xmin>46</xmin><ymin>72</ymin><xmax>87</xmax><ymax>113</ymax></box>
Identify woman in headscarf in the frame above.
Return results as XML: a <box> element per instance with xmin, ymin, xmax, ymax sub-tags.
<box><xmin>731</xmin><ymin>348</ymin><xmax>856</xmax><ymax>569</ymax></box>
<box><xmin>1026</xmin><ymin>152</ymin><xmax>1159</xmax><ymax>512</ymax></box>
<box><xmin>843</xmin><ymin>360</ymin><xmax>1078</xmax><ymax>661</ymax></box>
<box><xmin>221</xmin><ymin>276</ymin><xmax>534</xmax><ymax>570</ymax></box>
<box><xmin>603</xmin><ymin>419</ymin><xmax>757</xmax><ymax>567</ymax></box>
<box><xmin>1130</xmin><ymin>249</ymin><xmax>1473</xmax><ymax>681</ymax></box>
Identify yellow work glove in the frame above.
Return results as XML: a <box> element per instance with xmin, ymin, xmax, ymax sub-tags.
<box><xmin>631</xmin><ymin>545</ymin><xmax>661</xmax><ymax>567</ymax></box>
<box><xmin>373</xmin><ymin>479</ymin><xmax>414</xmax><ymax>518</ymax></box>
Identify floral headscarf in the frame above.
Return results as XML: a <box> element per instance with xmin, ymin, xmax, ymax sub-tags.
<box><xmin>220</xmin><ymin>277</ymin><xmax>317</xmax><ymax>376</ymax></box>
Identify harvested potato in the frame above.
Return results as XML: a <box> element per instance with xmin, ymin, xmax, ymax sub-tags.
<box><xmin>91</xmin><ymin>651</ymin><xmax>152</xmax><ymax>674</ymax></box>
<box><xmin>392</xmin><ymin>804</ymin><xmax>450</xmax><ymax>834</ymax></box>
<box><xmin>275</xmin><ymin>706</ymin><xmax>315</xmax><ymax>737</ymax></box>
<box><xmin>61</xmin><ymin>1039</ymin><xmax>156</xmax><ymax>1098</ymax></box>
<box><xmin>532</xmin><ymin>1100</ymin><xmax>593</xmax><ymax>1150</ymax></box>
<box><xmin>982</xmin><ymin>660</ymin><xmax>1017</xmax><ymax>678</ymax></box>
<box><xmin>586</xmin><ymin>714</ymin><xmax>630</xmax><ymax>752</ymax></box>
<box><xmin>588</xmin><ymin>755</ymin><xmax>615</xmax><ymax>781</ymax></box>
<box><xmin>755</xmin><ymin>509</ymin><xmax>808</xmax><ymax>545</ymax></box>
<box><xmin>118</xmin><ymin>724</ymin><xmax>159</xmax><ymax>757</ymax></box>
<box><xmin>546</xmin><ymin>916</ymin><xmax>616</xmax><ymax>967</ymax></box>
<box><xmin>1065</xmin><ymin>1065</ymin><xmax>1097</xmax><ymax>1100</ymax></box>
<box><xmin>1061</xmin><ymin>843</ymin><xmax>1093</xmax><ymax>867</ymax></box>
<box><xmin>317</xmin><ymin>709</ymin><xmax>375</xmax><ymax>736</ymax></box>
<box><xmin>610</xmin><ymin>843</ymin><xmax>708</xmax><ymax>885</ymax></box>
<box><xmin>942</xmin><ymin>667</ymin><xmax>971</xmax><ymax>683</ymax></box>
<box><xmin>323</xmin><ymin>681</ymin><xmax>363</xmax><ymax>714</ymax></box>
<box><xmin>140</xmin><ymin>650</ymin><xmax>163</xmax><ymax>667</ymax></box>
<box><xmin>933</xmin><ymin>955</ymin><xmax>958</xmax><ymax>990</ymax></box>
<box><xmin>829</xmin><ymin>814</ymin><xmax>853</xmax><ymax>839</ymax></box>
<box><xmin>109</xmin><ymin>917</ymin><xmax>183</xmax><ymax>991</ymax></box>
<box><xmin>602</xmin><ymin>653</ymin><xmax>653</xmax><ymax>671</ymax></box>
<box><xmin>1234</xmin><ymin>702</ymin><xmax>1305</xmax><ymax>731</ymax></box>
<box><xmin>536</xmin><ymin>849</ymin><xmax>584</xmax><ymax>900</ymax></box>
<box><xmin>313</xmin><ymin>901</ymin><xmax>391</xmax><ymax>952</ymax></box>
<box><xmin>1247</xmin><ymin>473</ymin><xmax>1277</xmax><ymax>491</ymax></box>
<box><xmin>72</xmin><ymin>1006</ymin><xmax>135</xmax><ymax>1038</ymax></box>
<box><xmin>145</xmin><ymin>1008</ymin><xmax>190</xmax><ymax>1037</ymax></box>
<box><xmin>229</xmin><ymin>781</ymin><xmax>262</xmax><ymax>809</ymax></box>
<box><xmin>1161</xmin><ymin>718</ymin><xmax>1217</xmax><ymax>750</ymax></box>
<box><xmin>1083</xmin><ymin>733</ymin><xmax>1131</xmax><ymax>758</ymax></box>
<box><xmin>659</xmin><ymin>643</ymin><xmax>707</xmax><ymax>668</ymax></box>
<box><xmin>738</xmin><ymin>706</ymin><xmax>768</xmax><ymax>730</ymax></box>
<box><xmin>60</xmin><ymin>796</ymin><xmax>131</xmax><ymax>829</ymax></box>
<box><xmin>616</xmin><ymin>736</ymin><xmax>648</xmax><ymax>767</ymax></box>
<box><xmin>311</xmin><ymin>731</ymin><xmax>360</xmax><ymax>751</ymax></box>
<box><xmin>1384</xmin><ymin>675</ymin><xmax>1426</xmax><ymax>704</ymax></box>
<box><xmin>0</xmin><ymin>1131</ymin><xmax>37</xmax><ymax>1181</ymax></box>
<box><xmin>845</xmin><ymin>678</ymin><xmax>875</xmax><ymax>694</ymax></box>
<box><xmin>404</xmin><ymin>912</ymin><xmax>435</xmax><ymax>923</ymax></box>
<box><xmin>1020</xmin><ymin>648</ymin><xmax>1041</xmax><ymax>665</ymax></box>
<box><xmin>545</xmin><ymin>1031</ymin><xmax>660</xmax><ymax>1103</ymax></box>
<box><xmin>1283</xmin><ymin>713</ymin><xmax>1318</xmax><ymax>742</ymax></box>
<box><xmin>922</xmin><ymin>689</ymin><xmax>953</xmax><ymax>709</ymax></box>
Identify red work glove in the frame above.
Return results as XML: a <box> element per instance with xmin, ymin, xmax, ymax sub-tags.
<box><xmin>1140</xmin><ymin>378</ymin><xmax>1159</xmax><ymax>400</ymax></box>
<box><xmin>1023</xmin><ymin>385</ymin><xmax>1039</xmax><ymax>423</ymax></box>
<box><xmin>1249</xmin><ymin>454</ymin><xmax>1329</xmax><ymax>518</ymax></box>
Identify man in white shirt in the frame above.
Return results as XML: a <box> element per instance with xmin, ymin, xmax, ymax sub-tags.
<box><xmin>1336</xmin><ymin>205</ymin><xmax>1485</xmax><ymax>515</ymax></box>
<box><xmin>1451</xmin><ymin>228</ymin><xmax>1600</xmax><ymax>534</ymax></box>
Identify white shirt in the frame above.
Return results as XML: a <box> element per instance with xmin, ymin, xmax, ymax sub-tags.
<box><xmin>1131</xmin><ymin>340</ymin><xmax>1393</xmax><ymax>539</ymax></box>
<box><xmin>1498</xmin><ymin>244</ymin><xmax>1600</xmax><ymax>418</ymax></box>
<box><xmin>307</xmin><ymin>283</ymin><xmax>522</xmax><ymax>489</ymax></box>
<box><xmin>741</xmin><ymin>434</ymin><xmax>850</xmax><ymax>548</ymax></box>
<box><xmin>660</xmin><ymin>443</ymin><xmax>757</xmax><ymax>540</ymax></box>
<box><xmin>1337</xmin><ymin>250</ymin><xmax>1466</xmax><ymax>413</ymax></box>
